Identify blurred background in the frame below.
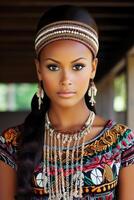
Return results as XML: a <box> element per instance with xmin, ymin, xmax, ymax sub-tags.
<box><xmin>0</xmin><ymin>0</ymin><xmax>134</xmax><ymax>132</ymax></box>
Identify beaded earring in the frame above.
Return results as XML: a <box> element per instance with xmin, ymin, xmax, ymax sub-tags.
<box><xmin>36</xmin><ymin>82</ymin><xmax>44</xmax><ymax>110</ymax></box>
<box><xmin>88</xmin><ymin>79</ymin><xmax>97</xmax><ymax>106</ymax></box>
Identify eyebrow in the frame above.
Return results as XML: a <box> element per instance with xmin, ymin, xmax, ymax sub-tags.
<box><xmin>44</xmin><ymin>57</ymin><xmax>87</xmax><ymax>64</ymax></box>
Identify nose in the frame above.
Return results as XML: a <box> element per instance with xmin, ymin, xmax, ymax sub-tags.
<box><xmin>60</xmin><ymin>70</ymin><xmax>72</xmax><ymax>86</ymax></box>
<box><xmin>61</xmin><ymin>80</ymin><xmax>72</xmax><ymax>86</ymax></box>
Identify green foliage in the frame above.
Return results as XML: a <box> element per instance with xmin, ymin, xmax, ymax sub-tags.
<box><xmin>0</xmin><ymin>83</ymin><xmax>37</xmax><ymax>111</ymax></box>
<box><xmin>114</xmin><ymin>73</ymin><xmax>127</xmax><ymax>112</ymax></box>
<box><xmin>0</xmin><ymin>84</ymin><xmax>8</xmax><ymax>111</ymax></box>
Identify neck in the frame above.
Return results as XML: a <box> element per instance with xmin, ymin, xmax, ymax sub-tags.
<box><xmin>48</xmin><ymin>100</ymin><xmax>91</xmax><ymax>131</ymax></box>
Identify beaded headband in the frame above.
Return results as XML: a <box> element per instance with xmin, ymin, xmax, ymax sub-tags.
<box><xmin>35</xmin><ymin>20</ymin><xmax>99</xmax><ymax>58</ymax></box>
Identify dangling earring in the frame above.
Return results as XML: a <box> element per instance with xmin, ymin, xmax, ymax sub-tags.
<box><xmin>88</xmin><ymin>79</ymin><xmax>97</xmax><ymax>106</ymax></box>
<box><xmin>36</xmin><ymin>82</ymin><xmax>44</xmax><ymax>110</ymax></box>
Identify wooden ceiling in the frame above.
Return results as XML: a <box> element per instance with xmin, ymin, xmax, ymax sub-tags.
<box><xmin>0</xmin><ymin>0</ymin><xmax>134</xmax><ymax>82</ymax></box>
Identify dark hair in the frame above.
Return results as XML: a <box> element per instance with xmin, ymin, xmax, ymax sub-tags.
<box><xmin>36</xmin><ymin>5</ymin><xmax>98</xmax><ymax>33</ymax></box>
<box><xmin>16</xmin><ymin>5</ymin><xmax>98</xmax><ymax>199</ymax></box>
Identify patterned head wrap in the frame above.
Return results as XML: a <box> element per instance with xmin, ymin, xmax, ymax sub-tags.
<box><xmin>34</xmin><ymin>5</ymin><xmax>99</xmax><ymax>58</ymax></box>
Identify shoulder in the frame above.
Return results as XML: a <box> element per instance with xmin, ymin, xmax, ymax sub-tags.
<box><xmin>94</xmin><ymin>114</ymin><xmax>131</xmax><ymax>139</ymax></box>
<box><xmin>1</xmin><ymin>124</ymin><xmax>23</xmax><ymax>147</ymax></box>
<box><xmin>91</xmin><ymin>115</ymin><xmax>134</xmax><ymax>152</ymax></box>
<box><xmin>108</xmin><ymin>121</ymin><xmax>133</xmax><ymax>146</ymax></box>
<box><xmin>101</xmin><ymin>118</ymin><xmax>133</xmax><ymax>148</ymax></box>
<box><xmin>100</xmin><ymin>119</ymin><xmax>134</xmax><ymax>161</ymax></box>
<box><xmin>0</xmin><ymin>124</ymin><xmax>23</xmax><ymax>169</ymax></box>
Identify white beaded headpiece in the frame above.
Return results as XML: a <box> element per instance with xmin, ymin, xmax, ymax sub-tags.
<box><xmin>35</xmin><ymin>20</ymin><xmax>99</xmax><ymax>58</ymax></box>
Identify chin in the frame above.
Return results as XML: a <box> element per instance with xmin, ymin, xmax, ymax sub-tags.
<box><xmin>54</xmin><ymin>99</ymin><xmax>82</xmax><ymax>108</ymax></box>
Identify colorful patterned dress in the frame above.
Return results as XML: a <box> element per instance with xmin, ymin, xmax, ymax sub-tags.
<box><xmin>0</xmin><ymin>120</ymin><xmax>134</xmax><ymax>200</ymax></box>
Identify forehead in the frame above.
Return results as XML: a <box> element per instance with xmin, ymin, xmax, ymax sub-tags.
<box><xmin>39</xmin><ymin>39</ymin><xmax>92</xmax><ymax>60</ymax></box>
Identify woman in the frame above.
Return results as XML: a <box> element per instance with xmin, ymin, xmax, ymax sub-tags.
<box><xmin>0</xmin><ymin>5</ymin><xmax>134</xmax><ymax>200</ymax></box>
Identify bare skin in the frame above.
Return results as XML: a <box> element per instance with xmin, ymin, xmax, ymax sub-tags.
<box><xmin>35</xmin><ymin>40</ymin><xmax>99</xmax><ymax>129</ymax></box>
<box><xmin>0</xmin><ymin>161</ymin><xmax>16</xmax><ymax>200</ymax></box>
<box><xmin>0</xmin><ymin>39</ymin><xmax>134</xmax><ymax>199</ymax></box>
<box><xmin>118</xmin><ymin>165</ymin><xmax>134</xmax><ymax>200</ymax></box>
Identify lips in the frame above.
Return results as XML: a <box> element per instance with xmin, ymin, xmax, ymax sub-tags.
<box><xmin>57</xmin><ymin>90</ymin><xmax>76</xmax><ymax>94</ymax></box>
<box><xmin>57</xmin><ymin>91</ymin><xmax>76</xmax><ymax>97</ymax></box>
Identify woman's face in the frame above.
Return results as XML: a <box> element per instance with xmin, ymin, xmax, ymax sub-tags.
<box><xmin>35</xmin><ymin>40</ymin><xmax>98</xmax><ymax>108</ymax></box>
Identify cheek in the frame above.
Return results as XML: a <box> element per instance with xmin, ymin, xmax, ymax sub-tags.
<box><xmin>41</xmin><ymin>72</ymin><xmax>57</xmax><ymax>93</ymax></box>
<box><xmin>76</xmin><ymin>72</ymin><xmax>91</xmax><ymax>96</ymax></box>
<box><xmin>76</xmin><ymin>72</ymin><xmax>90</xmax><ymax>87</ymax></box>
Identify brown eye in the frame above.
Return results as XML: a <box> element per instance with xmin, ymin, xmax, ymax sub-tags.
<box><xmin>47</xmin><ymin>64</ymin><xmax>59</xmax><ymax>71</ymax></box>
<box><xmin>73</xmin><ymin>63</ymin><xmax>85</xmax><ymax>71</ymax></box>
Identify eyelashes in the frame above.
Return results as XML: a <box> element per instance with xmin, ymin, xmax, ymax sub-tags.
<box><xmin>46</xmin><ymin>63</ymin><xmax>86</xmax><ymax>71</ymax></box>
<box><xmin>47</xmin><ymin>64</ymin><xmax>59</xmax><ymax>71</ymax></box>
<box><xmin>73</xmin><ymin>63</ymin><xmax>85</xmax><ymax>71</ymax></box>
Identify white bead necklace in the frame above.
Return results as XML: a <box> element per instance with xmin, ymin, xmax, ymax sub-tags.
<box><xmin>43</xmin><ymin>111</ymin><xmax>95</xmax><ymax>200</ymax></box>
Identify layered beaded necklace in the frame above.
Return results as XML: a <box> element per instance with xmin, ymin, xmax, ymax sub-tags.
<box><xmin>43</xmin><ymin>111</ymin><xmax>95</xmax><ymax>200</ymax></box>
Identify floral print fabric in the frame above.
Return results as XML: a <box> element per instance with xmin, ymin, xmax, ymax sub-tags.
<box><xmin>0</xmin><ymin>120</ymin><xmax>134</xmax><ymax>200</ymax></box>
